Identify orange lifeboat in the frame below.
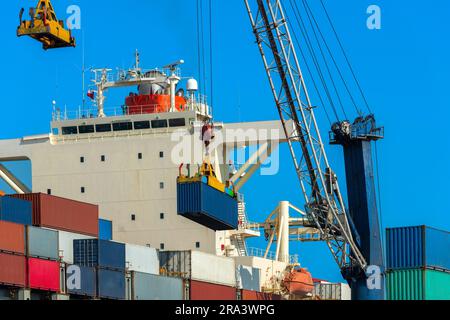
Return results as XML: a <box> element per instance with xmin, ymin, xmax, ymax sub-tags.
<box><xmin>283</xmin><ymin>268</ymin><xmax>314</xmax><ymax>296</ymax></box>
<box><xmin>125</xmin><ymin>94</ymin><xmax>187</xmax><ymax>115</ymax></box>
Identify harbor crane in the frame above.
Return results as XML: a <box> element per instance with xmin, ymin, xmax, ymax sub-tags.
<box><xmin>242</xmin><ymin>0</ymin><xmax>384</xmax><ymax>300</ymax></box>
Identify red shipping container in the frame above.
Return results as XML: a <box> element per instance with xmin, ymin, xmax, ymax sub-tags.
<box><xmin>11</xmin><ymin>193</ymin><xmax>98</xmax><ymax>237</ymax></box>
<box><xmin>190</xmin><ymin>280</ymin><xmax>237</xmax><ymax>300</ymax></box>
<box><xmin>0</xmin><ymin>253</ymin><xmax>26</xmax><ymax>287</ymax></box>
<box><xmin>27</xmin><ymin>257</ymin><xmax>60</xmax><ymax>292</ymax></box>
<box><xmin>0</xmin><ymin>221</ymin><xmax>25</xmax><ymax>254</ymax></box>
<box><xmin>241</xmin><ymin>289</ymin><xmax>282</xmax><ymax>300</ymax></box>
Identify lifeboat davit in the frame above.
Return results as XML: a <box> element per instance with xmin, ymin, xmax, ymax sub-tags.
<box><xmin>283</xmin><ymin>268</ymin><xmax>314</xmax><ymax>296</ymax></box>
<box><xmin>125</xmin><ymin>94</ymin><xmax>187</xmax><ymax>115</ymax></box>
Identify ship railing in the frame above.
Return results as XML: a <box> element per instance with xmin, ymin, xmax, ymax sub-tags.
<box><xmin>247</xmin><ymin>247</ymin><xmax>299</xmax><ymax>264</ymax></box>
<box><xmin>52</xmin><ymin>102</ymin><xmax>211</xmax><ymax>121</ymax></box>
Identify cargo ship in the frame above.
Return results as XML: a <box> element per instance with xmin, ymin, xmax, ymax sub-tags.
<box><xmin>1</xmin><ymin>54</ymin><xmax>449</xmax><ymax>301</ymax></box>
<box><xmin>0</xmin><ymin>55</ymin><xmax>320</xmax><ymax>300</ymax></box>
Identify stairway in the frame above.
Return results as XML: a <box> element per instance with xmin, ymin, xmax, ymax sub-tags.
<box><xmin>233</xmin><ymin>201</ymin><xmax>248</xmax><ymax>256</ymax></box>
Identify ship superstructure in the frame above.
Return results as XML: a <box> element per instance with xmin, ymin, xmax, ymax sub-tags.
<box><xmin>0</xmin><ymin>55</ymin><xmax>286</xmax><ymax>259</ymax></box>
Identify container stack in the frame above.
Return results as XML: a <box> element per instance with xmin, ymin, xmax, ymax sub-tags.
<box><xmin>386</xmin><ymin>226</ymin><xmax>450</xmax><ymax>300</ymax></box>
<box><xmin>159</xmin><ymin>250</ymin><xmax>238</xmax><ymax>300</ymax></box>
<box><xmin>73</xmin><ymin>239</ymin><xmax>126</xmax><ymax>300</ymax></box>
<box><xmin>0</xmin><ymin>193</ymin><xmax>99</xmax><ymax>300</ymax></box>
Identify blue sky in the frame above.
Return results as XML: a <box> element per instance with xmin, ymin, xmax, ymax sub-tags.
<box><xmin>1</xmin><ymin>1</ymin><xmax>450</xmax><ymax>282</ymax></box>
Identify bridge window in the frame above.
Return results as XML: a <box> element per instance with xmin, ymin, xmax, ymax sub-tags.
<box><xmin>169</xmin><ymin>118</ymin><xmax>186</xmax><ymax>127</ymax></box>
<box><xmin>62</xmin><ymin>126</ymin><xmax>78</xmax><ymax>135</ymax></box>
<box><xmin>113</xmin><ymin>122</ymin><xmax>133</xmax><ymax>131</ymax></box>
<box><xmin>79</xmin><ymin>125</ymin><xmax>95</xmax><ymax>134</ymax></box>
<box><xmin>96</xmin><ymin>123</ymin><xmax>112</xmax><ymax>132</ymax></box>
<box><xmin>134</xmin><ymin>121</ymin><xmax>151</xmax><ymax>130</ymax></box>
<box><xmin>151</xmin><ymin>119</ymin><xmax>168</xmax><ymax>129</ymax></box>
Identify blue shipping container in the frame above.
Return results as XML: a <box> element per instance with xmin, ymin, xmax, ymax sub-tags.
<box><xmin>177</xmin><ymin>182</ymin><xmax>238</xmax><ymax>231</ymax></box>
<box><xmin>74</xmin><ymin>239</ymin><xmax>125</xmax><ymax>270</ymax></box>
<box><xmin>97</xmin><ymin>268</ymin><xmax>126</xmax><ymax>300</ymax></box>
<box><xmin>66</xmin><ymin>265</ymin><xmax>96</xmax><ymax>297</ymax></box>
<box><xmin>386</xmin><ymin>226</ymin><xmax>450</xmax><ymax>271</ymax></box>
<box><xmin>99</xmin><ymin>219</ymin><xmax>113</xmax><ymax>241</ymax></box>
<box><xmin>132</xmin><ymin>272</ymin><xmax>184</xmax><ymax>300</ymax></box>
<box><xmin>0</xmin><ymin>196</ymin><xmax>32</xmax><ymax>225</ymax></box>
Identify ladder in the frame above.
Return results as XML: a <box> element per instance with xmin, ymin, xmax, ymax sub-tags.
<box><xmin>232</xmin><ymin>201</ymin><xmax>248</xmax><ymax>256</ymax></box>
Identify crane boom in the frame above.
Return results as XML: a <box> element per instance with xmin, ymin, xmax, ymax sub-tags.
<box><xmin>244</xmin><ymin>0</ymin><xmax>367</xmax><ymax>271</ymax></box>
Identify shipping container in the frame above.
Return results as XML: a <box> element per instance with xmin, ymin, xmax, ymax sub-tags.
<box><xmin>190</xmin><ymin>280</ymin><xmax>237</xmax><ymax>300</ymax></box>
<box><xmin>99</xmin><ymin>219</ymin><xmax>113</xmax><ymax>240</ymax></box>
<box><xmin>27</xmin><ymin>226</ymin><xmax>59</xmax><ymax>260</ymax></box>
<box><xmin>0</xmin><ymin>253</ymin><xmax>26</xmax><ymax>287</ymax></box>
<box><xmin>0</xmin><ymin>221</ymin><xmax>25</xmax><ymax>255</ymax></box>
<box><xmin>177</xmin><ymin>182</ymin><xmax>238</xmax><ymax>230</ymax></box>
<box><xmin>240</xmin><ymin>290</ymin><xmax>282</xmax><ymax>300</ymax></box>
<box><xmin>66</xmin><ymin>265</ymin><xmax>96</xmax><ymax>297</ymax></box>
<box><xmin>386</xmin><ymin>226</ymin><xmax>450</xmax><ymax>271</ymax></box>
<box><xmin>11</xmin><ymin>193</ymin><xmax>98</xmax><ymax>237</ymax></box>
<box><xmin>386</xmin><ymin>268</ymin><xmax>450</xmax><ymax>300</ymax></box>
<box><xmin>27</xmin><ymin>257</ymin><xmax>60</xmax><ymax>292</ymax></box>
<box><xmin>126</xmin><ymin>244</ymin><xmax>159</xmax><ymax>274</ymax></box>
<box><xmin>74</xmin><ymin>239</ymin><xmax>125</xmax><ymax>270</ymax></box>
<box><xmin>58</xmin><ymin>231</ymin><xmax>94</xmax><ymax>264</ymax></box>
<box><xmin>160</xmin><ymin>251</ymin><xmax>236</xmax><ymax>287</ymax></box>
<box><xmin>131</xmin><ymin>272</ymin><xmax>184</xmax><ymax>300</ymax></box>
<box><xmin>0</xmin><ymin>196</ymin><xmax>32</xmax><ymax>225</ymax></box>
<box><xmin>312</xmin><ymin>282</ymin><xmax>352</xmax><ymax>300</ymax></box>
<box><xmin>97</xmin><ymin>268</ymin><xmax>126</xmax><ymax>300</ymax></box>
<box><xmin>236</xmin><ymin>265</ymin><xmax>261</xmax><ymax>292</ymax></box>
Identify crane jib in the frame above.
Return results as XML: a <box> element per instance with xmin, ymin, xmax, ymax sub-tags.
<box><xmin>244</xmin><ymin>0</ymin><xmax>368</xmax><ymax>275</ymax></box>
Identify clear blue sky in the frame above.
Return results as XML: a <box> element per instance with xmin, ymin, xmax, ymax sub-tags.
<box><xmin>1</xmin><ymin>1</ymin><xmax>449</xmax><ymax>282</ymax></box>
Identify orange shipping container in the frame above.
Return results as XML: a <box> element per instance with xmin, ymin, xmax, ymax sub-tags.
<box><xmin>11</xmin><ymin>193</ymin><xmax>98</xmax><ymax>237</ymax></box>
<box><xmin>0</xmin><ymin>253</ymin><xmax>26</xmax><ymax>287</ymax></box>
<box><xmin>190</xmin><ymin>280</ymin><xmax>237</xmax><ymax>300</ymax></box>
<box><xmin>0</xmin><ymin>221</ymin><xmax>25</xmax><ymax>255</ymax></box>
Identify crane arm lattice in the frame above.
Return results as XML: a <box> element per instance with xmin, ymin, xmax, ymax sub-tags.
<box><xmin>244</xmin><ymin>0</ymin><xmax>367</xmax><ymax>271</ymax></box>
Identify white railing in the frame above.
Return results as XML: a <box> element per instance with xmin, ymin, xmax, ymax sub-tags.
<box><xmin>247</xmin><ymin>247</ymin><xmax>299</xmax><ymax>264</ymax></box>
<box><xmin>52</xmin><ymin>95</ymin><xmax>211</xmax><ymax>122</ymax></box>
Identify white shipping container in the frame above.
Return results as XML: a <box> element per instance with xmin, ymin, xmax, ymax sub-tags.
<box><xmin>58</xmin><ymin>230</ymin><xmax>93</xmax><ymax>264</ymax></box>
<box><xmin>126</xmin><ymin>244</ymin><xmax>159</xmax><ymax>274</ymax></box>
<box><xmin>236</xmin><ymin>265</ymin><xmax>261</xmax><ymax>292</ymax></box>
<box><xmin>191</xmin><ymin>251</ymin><xmax>236</xmax><ymax>287</ymax></box>
<box><xmin>312</xmin><ymin>282</ymin><xmax>351</xmax><ymax>300</ymax></box>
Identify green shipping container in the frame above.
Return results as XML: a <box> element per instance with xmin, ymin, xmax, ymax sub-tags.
<box><xmin>387</xmin><ymin>268</ymin><xmax>450</xmax><ymax>300</ymax></box>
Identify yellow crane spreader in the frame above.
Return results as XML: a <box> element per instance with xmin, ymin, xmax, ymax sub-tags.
<box><xmin>17</xmin><ymin>0</ymin><xmax>75</xmax><ymax>50</ymax></box>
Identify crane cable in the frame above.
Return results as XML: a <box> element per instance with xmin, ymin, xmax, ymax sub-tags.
<box><xmin>286</xmin><ymin>0</ymin><xmax>340</xmax><ymax>122</ymax></box>
<box><xmin>298</xmin><ymin>0</ymin><xmax>349</xmax><ymax>120</ymax></box>
<box><xmin>209</xmin><ymin>0</ymin><xmax>214</xmax><ymax>109</ymax></box>
<box><xmin>196</xmin><ymin>0</ymin><xmax>207</xmax><ymax>95</ymax></box>
<box><xmin>319</xmin><ymin>0</ymin><xmax>373</xmax><ymax>115</ymax></box>
<box><xmin>302</xmin><ymin>0</ymin><xmax>363</xmax><ymax>117</ymax></box>
<box><xmin>287</xmin><ymin>19</ymin><xmax>332</xmax><ymax>126</ymax></box>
